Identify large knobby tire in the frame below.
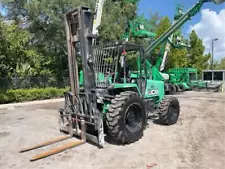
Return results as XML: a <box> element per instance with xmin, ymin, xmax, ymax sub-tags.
<box><xmin>157</xmin><ymin>97</ymin><xmax>180</xmax><ymax>125</ymax></box>
<box><xmin>106</xmin><ymin>91</ymin><xmax>147</xmax><ymax>144</ymax></box>
<box><xmin>169</xmin><ymin>84</ymin><xmax>176</xmax><ymax>95</ymax></box>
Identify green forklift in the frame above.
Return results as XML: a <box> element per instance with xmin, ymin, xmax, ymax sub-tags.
<box><xmin>59</xmin><ymin>5</ymin><xmax>181</xmax><ymax>147</ymax></box>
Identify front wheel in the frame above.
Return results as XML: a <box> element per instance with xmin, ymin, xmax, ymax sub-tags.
<box><xmin>106</xmin><ymin>91</ymin><xmax>147</xmax><ymax>144</ymax></box>
<box><xmin>157</xmin><ymin>97</ymin><xmax>180</xmax><ymax>125</ymax></box>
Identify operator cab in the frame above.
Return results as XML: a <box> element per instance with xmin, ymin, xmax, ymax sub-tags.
<box><xmin>92</xmin><ymin>41</ymin><xmax>147</xmax><ymax>94</ymax></box>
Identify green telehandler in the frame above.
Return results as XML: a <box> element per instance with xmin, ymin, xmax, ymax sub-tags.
<box><xmin>155</xmin><ymin>4</ymin><xmax>192</xmax><ymax>94</ymax></box>
<box><xmin>121</xmin><ymin>0</ymin><xmax>223</xmax><ymax>95</ymax></box>
<box><xmin>137</xmin><ymin>0</ymin><xmax>225</xmax><ymax>95</ymax></box>
<box><xmin>164</xmin><ymin>3</ymin><xmax>224</xmax><ymax>92</ymax></box>
<box><xmin>167</xmin><ymin>67</ymin><xmax>224</xmax><ymax>92</ymax></box>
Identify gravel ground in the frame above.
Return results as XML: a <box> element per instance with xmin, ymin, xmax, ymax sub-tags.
<box><xmin>0</xmin><ymin>91</ymin><xmax>225</xmax><ymax>169</ymax></box>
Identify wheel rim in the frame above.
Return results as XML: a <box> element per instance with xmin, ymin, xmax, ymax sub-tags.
<box><xmin>124</xmin><ymin>103</ymin><xmax>143</xmax><ymax>133</ymax></box>
<box><xmin>168</xmin><ymin>103</ymin><xmax>179</xmax><ymax>122</ymax></box>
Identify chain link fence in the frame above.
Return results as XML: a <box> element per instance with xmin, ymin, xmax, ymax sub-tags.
<box><xmin>0</xmin><ymin>76</ymin><xmax>69</xmax><ymax>90</ymax></box>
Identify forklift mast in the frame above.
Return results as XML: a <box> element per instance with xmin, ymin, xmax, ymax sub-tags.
<box><xmin>65</xmin><ymin>7</ymin><xmax>96</xmax><ymax>97</ymax></box>
<box><xmin>64</xmin><ymin>6</ymin><xmax>105</xmax><ymax>146</ymax></box>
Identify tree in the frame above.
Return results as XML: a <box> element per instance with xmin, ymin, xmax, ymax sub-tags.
<box><xmin>166</xmin><ymin>48</ymin><xmax>189</xmax><ymax>70</ymax></box>
<box><xmin>0</xmin><ymin>20</ymin><xmax>47</xmax><ymax>78</ymax></box>
<box><xmin>187</xmin><ymin>30</ymin><xmax>211</xmax><ymax>72</ymax></box>
<box><xmin>156</xmin><ymin>16</ymin><xmax>171</xmax><ymax>38</ymax></box>
<box><xmin>149</xmin><ymin>16</ymin><xmax>171</xmax><ymax>66</ymax></box>
<box><xmin>1</xmin><ymin>0</ymin><xmax>28</xmax><ymax>26</ymax></box>
<box><xmin>148</xmin><ymin>9</ymin><xmax>162</xmax><ymax>31</ymax></box>
<box><xmin>98</xmin><ymin>0</ymin><xmax>138</xmax><ymax>42</ymax></box>
<box><xmin>219</xmin><ymin>58</ymin><xmax>225</xmax><ymax>69</ymax></box>
<box><xmin>2</xmin><ymin>0</ymin><xmax>140</xmax><ymax>79</ymax></box>
<box><xmin>1</xmin><ymin>0</ymin><xmax>97</xmax><ymax>78</ymax></box>
<box><xmin>211</xmin><ymin>60</ymin><xmax>220</xmax><ymax>69</ymax></box>
<box><xmin>214</xmin><ymin>57</ymin><xmax>225</xmax><ymax>69</ymax></box>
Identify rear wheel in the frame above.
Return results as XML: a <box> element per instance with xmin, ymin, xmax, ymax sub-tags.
<box><xmin>178</xmin><ymin>84</ymin><xmax>185</xmax><ymax>92</ymax></box>
<box><xmin>169</xmin><ymin>84</ymin><xmax>176</xmax><ymax>95</ymax></box>
<box><xmin>106</xmin><ymin>91</ymin><xmax>147</xmax><ymax>144</ymax></box>
<box><xmin>157</xmin><ymin>97</ymin><xmax>180</xmax><ymax>125</ymax></box>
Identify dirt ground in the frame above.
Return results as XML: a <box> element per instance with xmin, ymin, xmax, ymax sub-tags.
<box><xmin>0</xmin><ymin>91</ymin><xmax>225</xmax><ymax>169</ymax></box>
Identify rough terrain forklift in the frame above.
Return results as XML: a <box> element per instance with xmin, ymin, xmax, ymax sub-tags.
<box><xmin>60</xmin><ymin>6</ymin><xmax>180</xmax><ymax>146</ymax></box>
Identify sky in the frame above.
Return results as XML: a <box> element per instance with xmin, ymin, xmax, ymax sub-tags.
<box><xmin>138</xmin><ymin>0</ymin><xmax>225</xmax><ymax>61</ymax></box>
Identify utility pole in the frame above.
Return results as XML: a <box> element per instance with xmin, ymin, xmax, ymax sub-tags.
<box><xmin>211</xmin><ymin>38</ymin><xmax>218</xmax><ymax>69</ymax></box>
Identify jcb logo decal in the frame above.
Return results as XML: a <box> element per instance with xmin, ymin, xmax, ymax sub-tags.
<box><xmin>148</xmin><ymin>89</ymin><xmax>159</xmax><ymax>95</ymax></box>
